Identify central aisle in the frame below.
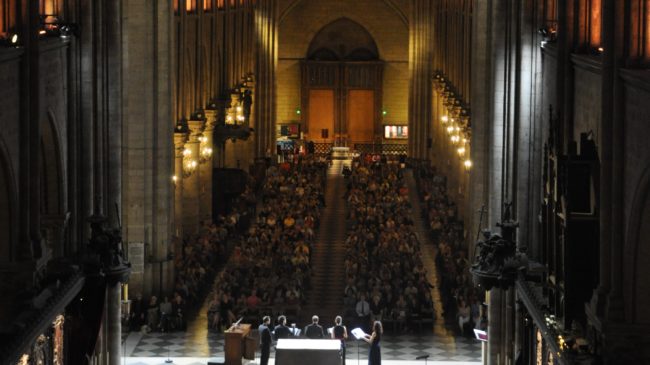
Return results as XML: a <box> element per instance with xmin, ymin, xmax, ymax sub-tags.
<box><xmin>299</xmin><ymin>163</ymin><xmax>348</xmax><ymax>325</ymax></box>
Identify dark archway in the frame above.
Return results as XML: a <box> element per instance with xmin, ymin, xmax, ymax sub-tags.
<box><xmin>306</xmin><ymin>18</ymin><xmax>379</xmax><ymax>61</ymax></box>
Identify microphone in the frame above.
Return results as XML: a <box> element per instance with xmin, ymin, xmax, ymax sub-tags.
<box><xmin>415</xmin><ymin>355</ymin><xmax>430</xmax><ymax>360</ymax></box>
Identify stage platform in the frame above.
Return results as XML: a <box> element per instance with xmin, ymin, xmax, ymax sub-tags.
<box><xmin>124</xmin><ymin>357</ymin><xmax>480</xmax><ymax>365</ymax></box>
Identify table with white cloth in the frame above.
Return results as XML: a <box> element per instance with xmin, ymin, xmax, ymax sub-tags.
<box><xmin>275</xmin><ymin>339</ymin><xmax>341</xmax><ymax>365</ymax></box>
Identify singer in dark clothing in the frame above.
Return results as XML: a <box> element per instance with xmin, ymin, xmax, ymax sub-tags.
<box><xmin>304</xmin><ymin>315</ymin><xmax>325</xmax><ymax>339</ymax></box>
<box><xmin>273</xmin><ymin>315</ymin><xmax>292</xmax><ymax>340</ymax></box>
<box><xmin>259</xmin><ymin>316</ymin><xmax>272</xmax><ymax>365</ymax></box>
<box><xmin>363</xmin><ymin>321</ymin><xmax>383</xmax><ymax>365</ymax></box>
<box><xmin>332</xmin><ymin>315</ymin><xmax>348</xmax><ymax>365</ymax></box>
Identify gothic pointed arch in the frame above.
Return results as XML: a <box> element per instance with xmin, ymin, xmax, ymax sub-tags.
<box><xmin>0</xmin><ymin>136</ymin><xmax>17</xmax><ymax>262</ymax></box>
<box><xmin>306</xmin><ymin>18</ymin><xmax>379</xmax><ymax>61</ymax></box>
<box><xmin>625</xmin><ymin>163</ymin><xmax>650</xmax><ymax>323</ymax></box>
<box><xmin>40</xmin><ymin>111</ymin><xmax>66</xmax><ymax>257</ymax></box>
<box><xmin>41</xmin><ymin>111</ymin><xmax>64</xmax><ymax>216</ymax></box>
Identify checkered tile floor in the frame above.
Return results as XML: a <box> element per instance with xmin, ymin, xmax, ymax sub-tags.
<box><xmin>125</xmin><ymin>331</ymin><xmax>482</xmax><ymax>362</ymax></box>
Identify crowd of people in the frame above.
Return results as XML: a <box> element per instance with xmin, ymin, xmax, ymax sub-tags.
<box><xmin>128</xmin><ymin>175</ymin><xmax>257</xmax><ymax>333</ymax></box>
<box><xmin>416</xmin><ymin>164</ymin><xmax>486</xmax><ymax>336</ymax></box>
<box><xmin>342</xmin><ymin>156</ymin><xmax>435</xmax><ymax>333</ymax></box>
<box><xmin>207</xmin><ymin>156</ymin><xmax>328</xmax><ymax>332</ymax></box>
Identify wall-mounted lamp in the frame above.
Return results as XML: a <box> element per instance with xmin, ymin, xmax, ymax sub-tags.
<box><xmin>441</xmin><ymin>115</ymin><xmax>449</xmax><ymax>124</ymax></box>
<box><xmin>0</xmin><ymin>33</ymin><xmax>19</xmax><ymax>47</ymax></box>
<box><xmin>183</xmin><ymin>159</ymin><xmax>198</xmax><ymax>177</ymax></box>
<box><xmin>464</xmin><ymin>159</ymin><xmax>473</xmax><ymax>170</ymax></box>
<box><xmin>457</xmin><ymin>146</ymin><xmax>466</xmax><ymax>156</ymax></box>
<box><xmin>200</xmin><ymin>146</ymin><xmax>213</xmax><ymax>163</ymax></box>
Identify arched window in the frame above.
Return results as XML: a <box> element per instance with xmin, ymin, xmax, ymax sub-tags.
<box><xmin>204</xmin><ymin>0</ymin><xmax>213</xmax><ymax>12</ymax></box>
<box><xmin>577</xmin><ymin>0</ymin><xmax>602</xmax><ymax>51</ymax></box>
<box><xmin>39</xmin><ymin>0</ymin><xmax>61</xmax><ymax>23</ymax></box>
<box><xmin>1</xmin><ymin>0</ymin><xmax>17</xmax><ymax>40</ymax></box>
<box><xmin>186</xmin><ymin>0</ymin><xmax>196</xmax><ymax>13</ymax></box>
<box><xmin>629</xmin><ymin>0</ymin><xmax>650</xmax><ymax>65</ymax></box>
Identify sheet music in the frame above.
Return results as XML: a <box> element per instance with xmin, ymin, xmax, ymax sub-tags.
<box><xmin>327</xmin><ymin>327</ymin><xmax>333</xmax><ymax>335</ymax></box>
<box><xmin>289</xmin><ymin>327</ymin><xmax>301</xmax><ymax>337</ymax></box>
<box><xmin>351</xmin><ymin>328</ymin><xmax>367</xmax><ymax>340</ymax></box>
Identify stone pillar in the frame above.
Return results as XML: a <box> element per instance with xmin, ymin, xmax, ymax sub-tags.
<box><xmin>487</xmin><ymin>289</ymin><xmax>504</xmax><ymax>365</ymax></box>
<box><xmin>105</xmin><ymin>0</ymin><xmax>123</xmax><ymax>229</ymax></box>
<box><xmin>200</xmin><ymin>110</ymin><xmax>217</xmax><ymax>223</ymax></box>
<box><xmin>106</xmin><ymin>282</ymin><xmax>122</xmax><ymax>365</ymax></box>
<box><xmin>604</xmin><ymin>0</ymin><xmax>625</xmax><ymax>322</ymax></box>
<box><xmin>408</xmin><ymin>0</ymin><xmax>433</xmax><ymax>159</ymax></box>
<box><xmin>590</xmin><ymin>0</ymin><xmax>614</xmax><ymax>317</ymax></box>
<box><xmin>468</xmin><ymin>0</ymin><xmax>491</xmax><ymax>249</ymax></box>
<box><xmin>254</xmin><ymin>0</ymin><xmax>279</xmax><ymax>158</ymax></box>
<box><xmin>183</xmin><ymin>120</ymin><xmax>204</xmax><ymax>234</ymax></box>
<box><xmin>173</xmin><ymin>132</ymin><xmax>188</xmax><ymax>239</ymax></box>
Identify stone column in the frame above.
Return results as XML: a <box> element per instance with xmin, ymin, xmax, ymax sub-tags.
<box><xmin>106</xmin><ymin>282</ymin><xmax>122</xmax><ymax>365</ymax></box>
<box><xmin>200</xmin><ymin>110</ymin><xmax>217</xmax><ymax>223</ymax></box>
<box><xmin>590</xmin><ymin>0</ymin><xmax>614</xmax><ymax>318</ymax></box>
<box><xmin>468</xmin><ymin>0</ymin><xmax>491</xmax><ymax>249</ymax></box>
<box><xmin>487</xmin><ymin>289</ymin><xmax>504</xmax><ymax>365</ymax></box>
<box><xmin>183</xmin><ymin>120</ymin><xmax>204</xmax><ymax>234</ymax></box>
<box><xmin>254</xmin><ymin>0</ymin><xmax>279</xmax><ymax>158</ymax></box>
<box><xmin>105</xmin><ymin>0</ymin><xmax>123</xmax><ymax>229</ymax></box>
<box><xmin>173</xmin><ymin>132</ymin><xmax>188</xmax><ymax>239</ymax></box>
<box><xmin>408</xmin><ymin>0</ymin><xmax>433</xmax><ymax>159</ymax></box>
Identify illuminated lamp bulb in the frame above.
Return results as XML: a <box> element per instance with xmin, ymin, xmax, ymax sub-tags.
<box><xmin>446</xmin><ymin>126</ymin><xmax>454</xmax><ymax>134</ymax></box>
<box><xmin>441</xmin><ymin>115</ymin><xmax>449</xmax><ymax>123</ymax></box>
<box><xmin>183</xmin><ymin>148</ymin><xmax>191</xmax><ymax>157</ymax></box>
<box><xmin>464</xmin><ymin>159</ymin><xmax>473</xmax><ymax>169</ymax></box>
<box><xmin>457</xmin><ymin>146</ymin><xmax>466</xmax><ymax>156</ymax></box>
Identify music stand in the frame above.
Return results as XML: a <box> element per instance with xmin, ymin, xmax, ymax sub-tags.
<box><xmin>350</xmin><ymin>328</ymin><xmax>367</xmax><ymax>365</ymax></box>
<box><xmin>415</xmin><ymin>354</ymin><xmax>430</xmax><ymax>365</ymax></box>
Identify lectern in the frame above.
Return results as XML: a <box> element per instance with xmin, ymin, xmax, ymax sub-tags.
<box><xmin>224</xmin><ymin>323</ymin><xmax>252</xmax><ymax>365</ymax></box>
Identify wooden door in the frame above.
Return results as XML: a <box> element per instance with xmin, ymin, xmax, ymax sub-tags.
<box><xmin>347</xmin><ymin>89</ymin><xmax>375</xmax><ymax>144</ymax></box>
<box><xmin>308</xmin><ymin>89</ymin><xmax>335</xmax><ymax>141</ymax></box>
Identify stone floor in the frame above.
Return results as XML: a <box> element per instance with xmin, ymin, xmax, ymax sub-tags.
<box><xmin>124</xmin><ymin>330</ymin><xmax>482</xmax><ymax>362</ymax></box>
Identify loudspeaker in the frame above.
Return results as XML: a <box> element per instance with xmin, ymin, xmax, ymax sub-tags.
<box><xmin>321</xmin><ymin>128</ymin><xmax>329</xmax><ymax>139</ymax></box>
<box><xmin>427</xmin><ymin>137</ymin><xmax>432</xmax><ymax>148</ymax></box>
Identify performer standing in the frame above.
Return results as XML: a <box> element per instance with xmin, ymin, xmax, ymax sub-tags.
<box><xmin>363</xmin><ymin>321</ymin><xmax>382</xmax><ymax>365</ymax></box>
<box><xmin>304</xmin><ymin>315</ymin><xmax>325</xmax><ymax>338</ymax></box>
<box><xmin>273</xmin><ymin>315</ymin><xmax>292</xmax><ymax>340</ymax></box>
<box><xmin>331</xmin><ymin>315</ymin><xmax>348</xmax><ymax>365</ymax></box>
<box><xmin>259</xmin><ymin>316</ymin><xmax>272</xmax><ymax>365</ymax></box>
